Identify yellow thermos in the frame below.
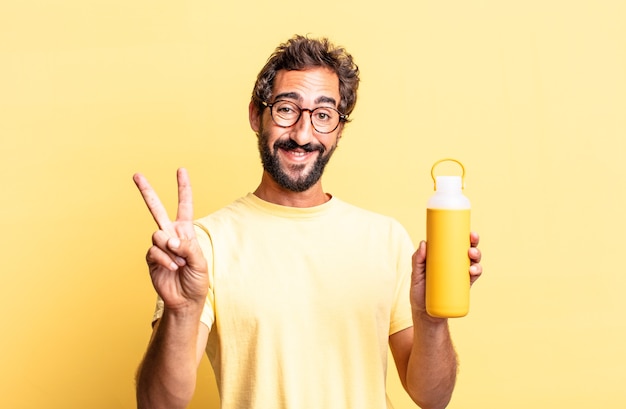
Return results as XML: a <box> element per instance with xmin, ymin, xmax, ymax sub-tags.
<box><xmin>426</xmin><ymin>159</ymin><xmax>471</xmax><ymax>318</ymax></box>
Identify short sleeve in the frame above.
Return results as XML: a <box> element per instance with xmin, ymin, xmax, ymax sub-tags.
<box><xmin>388</xmin><ymin>222</ymin><xmax>415</xmax><ymax>335</ymax></box>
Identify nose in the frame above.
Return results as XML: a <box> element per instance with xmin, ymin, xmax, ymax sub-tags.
<box><xmin>290</xmin><ymin>110</ymin><xmax>315</xmax><ymax>146</ymax></box>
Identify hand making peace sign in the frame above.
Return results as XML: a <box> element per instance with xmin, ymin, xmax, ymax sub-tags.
<box><xmin>133</xmin><ymin>168</ymin><xmax>208</xmax><ymax>311</ymax></box>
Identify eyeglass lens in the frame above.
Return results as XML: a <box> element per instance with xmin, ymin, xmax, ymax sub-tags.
<box><xmin>270</xmin><ymin>100</ymin><xmax>341</xmax><ymax>133</ymax></box>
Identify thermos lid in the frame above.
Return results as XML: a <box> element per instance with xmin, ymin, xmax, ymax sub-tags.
<box><xmin>435</xmin><ymin>176</ymin><xmax>463</xmax><ymax>192</ymax></box>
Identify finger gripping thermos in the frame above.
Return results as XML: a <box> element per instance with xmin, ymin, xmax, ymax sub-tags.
<box><xmin>426</xmin><ymin>159</ymin><xmax>471</xmax><ymax>318</ymax></box>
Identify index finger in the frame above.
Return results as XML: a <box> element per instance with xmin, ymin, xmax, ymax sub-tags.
<box><xmin>470</xmin><ymin>231</ymin><xmax>480</xmax><ymax>247</ymax></box>
<box><xmin>133</xmin><ymin>172</ymin><xmax>175</xmax><ymax>235</ymax></box>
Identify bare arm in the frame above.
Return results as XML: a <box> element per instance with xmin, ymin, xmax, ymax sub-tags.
<box><xmin>133</xmin><ymin>169</ymin><xmax>210</xmax><ymax>409</ymax></box>
<box><xmin>136</xmin><ymin>314</ymin><xmax>210</xmax><ymax>409</ymax></box>
<box><xmin>389</xmin><ymin>317</ymin><xmax>457</xmax><ymax>409</ymax></box>
<box><xmin>390</xmin><ymin>233</ymin><xmax>482</xmax><ymax>409</ymax></box>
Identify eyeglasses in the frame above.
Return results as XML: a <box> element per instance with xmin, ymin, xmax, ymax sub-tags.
<box><xmin>262</xmin><ymin>100</ymin><xmax>347</xmax><ymax>134</ymax></box>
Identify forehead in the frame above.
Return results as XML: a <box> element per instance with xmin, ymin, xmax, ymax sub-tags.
<box><xmin>272</xmin><ymin>67</ymin><xmax>340</xmax><ymax>105</ymax></box>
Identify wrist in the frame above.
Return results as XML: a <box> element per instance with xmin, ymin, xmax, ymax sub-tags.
<box><xmin>162</xmin><ymin>300</ymin><xmax>204</xmax><ymax>321</ymax></box>
<box><xmin>412</xmin><ymin>310</ymin><xmax>449</xmax><ymax>330</ymax></box>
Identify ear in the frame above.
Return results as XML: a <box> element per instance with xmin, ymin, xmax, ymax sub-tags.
<box><xmin>249</xmin><ymin>100</ymin><xmax>261</xmax><ymax>133</ymax></box>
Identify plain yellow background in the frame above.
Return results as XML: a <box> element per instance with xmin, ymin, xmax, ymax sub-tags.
<box><xmin>1</xmin><ymin>1</ymin><xmax>625</xmax><ymax>408</ymax></box>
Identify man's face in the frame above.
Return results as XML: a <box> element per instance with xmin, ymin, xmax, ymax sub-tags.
<box><xmin>251</xmin><ymin>67</ymin><xmax>343</xmax><ymax>193</ymax></box>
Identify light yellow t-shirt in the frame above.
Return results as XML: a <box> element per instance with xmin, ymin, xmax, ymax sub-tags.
<box><xmin>154</xmin><ymin>193</ymin><xmax>415</xmax><ymax>409</ymax></box>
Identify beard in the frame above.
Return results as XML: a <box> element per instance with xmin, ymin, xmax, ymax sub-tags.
<box><xmin>257</xmin><ymin>128</ymin><xmax>337</xmax><ymax>193</ymax></box>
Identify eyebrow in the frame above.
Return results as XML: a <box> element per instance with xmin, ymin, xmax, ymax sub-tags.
<box><xmin>273</xmin><ymin>92</ymin><xmax>338</xmax><ymax>108</ymax></box>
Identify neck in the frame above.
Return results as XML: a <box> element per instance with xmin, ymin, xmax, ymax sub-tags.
<box><xmin>253</xmin><ymin>172</ymin><xmax>330</xmax><ymax>208</ymax></box>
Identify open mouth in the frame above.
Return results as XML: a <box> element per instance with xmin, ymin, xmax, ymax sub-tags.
<box><xmin>275</xmin><ymin>139</ymin><xmax>324</xmax><ymax>163</ymax></box>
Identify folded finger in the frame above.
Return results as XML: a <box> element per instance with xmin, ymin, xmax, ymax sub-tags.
<box><xmin>470</xmin><ymin>231</ymin><xmax>480</xmax><ymax>247</ymax></box>
<box><xmin>469</xmin><ymin>247</ymin><xmax>482</xmax><ymax>263</ymax></box>
<box><xmin>152</xmin><ymin>231</ymin><xmax>187</xmax><ymax>267</ymax></box>
<box><xmin>469</xmin><ymin>263</ymin><xmax>482</xmax><ymax>284</ymax></box>
<box><xmin>146</xmin><ymin>244</ymin><xmax>180</xmax><ymax>271</ymax></box>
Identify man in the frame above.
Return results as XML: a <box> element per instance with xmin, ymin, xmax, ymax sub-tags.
<box><xmin>134</xmin><ymin>35</ymin><xmax>482</xmax><ymax>409</ymax></box>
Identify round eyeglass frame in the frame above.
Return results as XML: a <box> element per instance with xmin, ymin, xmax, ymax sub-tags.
<box><xmin>261</xmin><ymin>100</ymin><xmax>347</xmax><ymax>134</ymax></box>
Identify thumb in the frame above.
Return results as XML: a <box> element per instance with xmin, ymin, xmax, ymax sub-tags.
<box><xmin>411</xmin><ymin>241</ymin><xmax>427</xmax><ymax>282</ymax></box>
<box><xmin>413</xmin><ymin>240</ymin><xmax>427</xmax><ymax>265</ymax></box>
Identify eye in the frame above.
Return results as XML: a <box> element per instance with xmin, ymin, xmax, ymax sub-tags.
<box><xmin>274</xmin><ymin>101</ymin><xmax>299</xmax><ymax>117</ymax></box>
<box><xmin>313</xmin><ymin>108</ymin><xmax>335</xmax><ymax>122</ymax></box>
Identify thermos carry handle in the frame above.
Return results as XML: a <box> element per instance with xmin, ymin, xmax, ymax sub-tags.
<box><xmin>431</xmin><ymin>158</ymin><xmax>466</xmax><ymax>190</ymax></box>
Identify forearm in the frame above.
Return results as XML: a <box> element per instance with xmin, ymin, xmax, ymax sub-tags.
<box><xmin>405</xmin><ymin>314</ymin><xmax>458</xmax><ymax>409</ymax></box>
<box><xmin>136</xmin><ymin>305</ymin><xmax>203</xmax><ymax>409</ymax></box>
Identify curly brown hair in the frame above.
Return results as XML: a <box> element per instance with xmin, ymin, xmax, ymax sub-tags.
<box><xmin>251</xmin><ymin>35</ymin><xmax>360</xmax><ymax>122</ymax></box>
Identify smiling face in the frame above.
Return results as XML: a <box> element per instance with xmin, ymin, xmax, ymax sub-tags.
<box><xmin>250</xmin><ymin>67</ymin><xmax>344</xmax><ymax>193</ymax></box>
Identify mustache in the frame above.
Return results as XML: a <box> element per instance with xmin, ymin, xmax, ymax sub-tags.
<box><xmin>273</xmin><ymin>138</ymin><xmax>325</xmax><ymax>154</ymax></box>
